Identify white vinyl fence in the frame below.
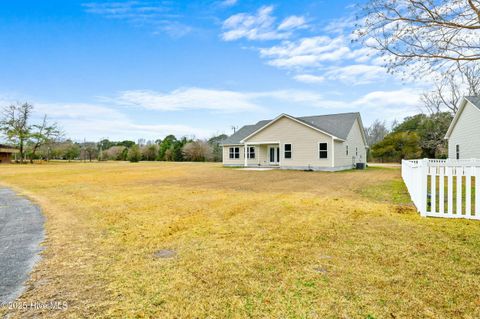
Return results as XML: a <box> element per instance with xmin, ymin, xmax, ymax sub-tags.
<box><xmin>402</xmin><ymin>159</ymin><xmax>480</xmax><ymax>219</ymax></box>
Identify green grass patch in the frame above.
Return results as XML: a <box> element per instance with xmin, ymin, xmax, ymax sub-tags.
<box><xmin>359</xmin><ymin>179</ymin><xmax>413</xmax><ymax>206</ymax></box>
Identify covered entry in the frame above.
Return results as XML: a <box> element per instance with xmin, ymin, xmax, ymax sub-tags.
<box><xmin>268</xmin><ymin>146</ymin><xmax>280</xmax><ymax>165</ymax></box>
<box><xmin>243</xmin><ymin>142</ymin><xmax>281</xmax><ymax>167</ymax></box>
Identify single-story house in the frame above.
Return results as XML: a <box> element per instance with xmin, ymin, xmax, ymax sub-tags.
<box><xmin>0</xmin><ymin>144</ymin><xmax>19</xmax><ymax>163</ymax></box>
<box><xmin>445</xmin><ymin>96</ymin><xmax>480</xmax><ymax>159</ymax></box>
<box><xmin>221</xmin><ymin>112</ymin><xmax>368</xmax><ymax>171</ymax></box>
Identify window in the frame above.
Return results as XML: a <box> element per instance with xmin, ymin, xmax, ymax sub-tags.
<box><xmin>284</xmin><ymin>144</ymin><xmax>292</xmax><ymax>159</ymax></box>
<box><xmin>247</xmin><ymin>146</ymin><xmax>255</xmax><ymax>159</ymax></box>
<box><xmin>229</xmin><ymin>147</ymin><xmax>240</xmax><ymax>159</ymax></box>
<box><xmin>346</xmin><ymin>145</ymin><xmax>349</xmax><ymax>156</ymax></box>
<box><xmin>319</xmin><ymin>143</ymin><xmax>328</xmax><ymax>159</ymax></box>
<box><xmin>456</xmin><ymin>144</ymin><xmax>460</xmax><ymax>159</ymax></box>
<box><xmin>356</xmin><ymin>147</ymin><xmax>358</xmax><ymax>156</ymax></box>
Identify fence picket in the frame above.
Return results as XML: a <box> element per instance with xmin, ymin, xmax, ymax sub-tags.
<box><xmin>402</xmin><ymin>159</ymin><xmax>480</xmax><ymax>220</ymax></box>
<box><xmin>447</xmin><ymin>167</ymin><xmax>453</xmax><ymax>216</ymax></box>
<box><xmin>476</xmin><ymin>167</ymin><xmax>480</xmax><ymax>216</ymax></box>
<box><xmin>457</xmin><ymin>167</ymin><xmax>463</xmax><ymax>216</ymax></box>
<box><xmin>466</xmin><ymin>167</ymin><xmax>472</xmax><ymax>217</ymax></box>
<box><xmin>439</xmin><ymin>166</ymin><xmax>445</xmax><ymax>215</ymax></box>
<box><xmin>431</xmin><ymin>167</ymin><xmax>436</xmax><ymax>214</ymax></box>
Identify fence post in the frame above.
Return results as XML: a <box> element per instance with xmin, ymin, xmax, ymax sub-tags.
<box><xmin>419</xmin><ymin>158</ymin><xmax>428</xmax><ymax>217</ymax></box>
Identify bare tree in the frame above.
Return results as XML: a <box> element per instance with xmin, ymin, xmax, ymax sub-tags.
<box><xmin>357</xmin><ymin>0</ymin><xmax>480</xmax><ymax>76</ymax></box>
<box><xmin>0</xmin><ymin>103</ymin><xmax>33</xmax><ymax>163</ymax></box>
<box><xmin>365</xmin><ymin>119</ymin><xmax>390</xmax><ymax>146</ymax></box>
<box><xmin>141</xmin><ymin>144</ymin><xmax>158</xmax><ymax>161</ymax></box>
<box><xmin>29</xmin><ymin>115</ymin><xmax>62</xmax><ymax>163</ymax></box>
<box><xmin>80</xmin><ymin>142</ymin><xmax>98</xmax><ymax>162</ymax></box>
<box><xmin>182</xmin><ymin>140</ymin><xmax>213</xmax><ymax>162</ymax></box>
<box><xmin>104</xmin><ymin>146</ymin><xmax>126</xmax><ymax>160</ymax></box>
<box><xmin>421</xmin><ymin>64</ymin><xmax>480</xmax><ymax>113</ymax></box>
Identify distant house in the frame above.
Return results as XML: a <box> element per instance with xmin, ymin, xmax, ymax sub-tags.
<box><xmin>445</xmin><ymin>96</ymin><xmax>480</xmax><ymax>159</ymax></box>
<box><xmin>0</xmin><ymin>144</ymin><xmax>19</xmax><ymax>163</ymax></box>
<box><xmin>221</xmin><ymin>112</ymin><xmax>368</xmax><ymax>171</ymax></box>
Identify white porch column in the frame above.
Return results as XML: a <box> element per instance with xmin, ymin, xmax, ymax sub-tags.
<box><xmin>331</xmin><ymin>137</ymin><xmax>335</xmax><ymax>168</ymax></box>
<box><xmin>278</xmin><ymin>143</ymin><xmax>281</xmax><ymax>167</ymax></box>
<box><xmin>244</xmin><ymin>143</ymin><xmax>248</xmax><ymax>167</ymax></box>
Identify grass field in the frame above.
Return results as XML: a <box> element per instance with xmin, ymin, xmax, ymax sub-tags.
<box><xmin>1</xmin><ymin>162</ymin><xmax>480</xmax><ymax>318</ymax></box>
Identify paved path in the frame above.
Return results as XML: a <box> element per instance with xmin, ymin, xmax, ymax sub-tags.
<box><xmin>0</xmin><ymin>187</ymin><xmax>44</xmax><ymax>305</ymax></box>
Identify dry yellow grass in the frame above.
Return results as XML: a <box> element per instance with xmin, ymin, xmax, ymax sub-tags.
<box><xmin>0</xmin><ymin>162</ymin><xmax>479</xmax><ymax>318</ymax></box>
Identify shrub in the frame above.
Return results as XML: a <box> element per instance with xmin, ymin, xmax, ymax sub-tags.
<box><xmin>127</xmin><ymin>145</ymin><xmax>141</xmax><ymax>163</ymax></box>
<box><xmin>182</xmin><ymin>140</ymin><xmax>213</xmax><ymax>162</ymax></box>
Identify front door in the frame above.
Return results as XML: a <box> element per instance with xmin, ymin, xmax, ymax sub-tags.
<box><xmin>269</xmin><ymin>146</ymin><xmax>279</xmax><ymax>164</ymax></box>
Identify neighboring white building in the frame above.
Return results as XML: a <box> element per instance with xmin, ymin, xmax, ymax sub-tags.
<box><xmin>445</xmin><ymin>96</ymin><xmax>480</xmax><ymax>159</ymax></box>
<box><xmin>221</xmin><ymin>112</ymin><xmax>368</xmax><ymax>171</ymax></box>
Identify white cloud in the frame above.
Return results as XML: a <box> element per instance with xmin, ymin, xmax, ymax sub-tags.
<box><xmin>352</xmin><ymin>89</ymin><xmax>421</xmax><ymax>109</ymax></box>
<box><xmin>219</xmin><ymin>0</ymin><xmax>237</xmax><ymax>7</ymax></box>
<box><xmin>82</xmin><ymin>2</ymin><xmax>134</xmax><ymax>16</ymax></box>
<box><xmin>110</xmin><ymin>88</ymin><xmax>263</xmax><ymax>112</ymax></box>
<box><xmin>221</xmin><ymin>6</ymin><xmax>307</xmax><ymax>41</ymax></box>
<box><xmin>278</xmin><ymin>16</ymin><xmax>307</xmax><ymax>31</ymax></box>
<box><xmin>323</xmin><ymin>16</ymin><xmax>356</xmax><ymax>35</ymax></box>
<box><xmin>259</xmin><ymin>35</ymin><xmax>375</xmax><ymax>70</ymax></box>
<box><xmin>82</xmin><ymin>1</ymin><xmax>193</xmax><ymax>38</ymax></box>
<box><xmin>259</xmin><ymin>35</ymin><xmax>389</xmax><ymax>84</ymax></box>
<box><xmin>259</xmin><ymin>36</ymin><xmax>351</xmax><ymax>69</ymax></box>
<box><xmin>82</xmin><ymin>2</ymin><xmax>168</xmax><ymax>19</ymax></box>
<box><xmin>324</xmin><ymin>64</ymin><xmax>388</xmax><ymax>85</ymax></box>
<box><xmin>293</xmin><ymin>74</ymin><xmax>325</xmax><ymax>84</ymax></box>
<box><xmin>0</xmin><ymin>86</ymin><xmax>423</xmax><ymax>141</ymax></box>
<box><xmin>155</xmin><ymin>22</ymin><xmax>193</xmax><ymax>38</ymax></box>
<box><xmin>110</xmin><ymin>88</ymin><xmax>355</xmax><ymax>113</ymax></box>
<box><xmin>221</xmin><ymin>6</ymin><xmax>396</xmax><ymax>87</ymax></box>
<box><xmin>33</xmin><ymin>102</ymin><xmax>212</xmax><ymax>140</ymax></box>
<box><xmin>353</xmin><ymin>89</ymin><xmax>423</xmax><ymax>124</ymax></box>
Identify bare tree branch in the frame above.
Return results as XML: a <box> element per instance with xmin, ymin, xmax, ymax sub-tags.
<box><xmin>356</xmin><ymin>0</ymin><xmax>480</xmax><ymax>75</ymax></box>
<box><xmin>421</xmin><ymin>64</ymin><xmax>480</xmax><ymax>114</ymax></box>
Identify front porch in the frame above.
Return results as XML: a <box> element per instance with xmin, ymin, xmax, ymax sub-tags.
<box><xmin>243</xmin><ymin>142</ymin><xmax>281</xmax><ymax>168</ymax></box>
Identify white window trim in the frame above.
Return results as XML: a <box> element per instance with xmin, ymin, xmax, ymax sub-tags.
<box><xmin>229</xmin><ymin>147</ymin><xmax>240</xmax><ymax>159</ymax></box>
<box><xmin>318</xmin><ymin>142</ymin><xmax>328</xmax><ymax>160</ymax></box>
<box><xmin>247</xmin><ymin>146</ymin><xmax>256</xmax><ymax>159</ymax></box>
<box><xmin>284</xmin><ymin>143</ymin><xmax>292</xmax><ymax>159</ymax></box>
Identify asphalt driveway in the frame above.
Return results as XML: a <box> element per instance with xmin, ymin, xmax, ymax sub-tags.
<box><xmin>0</xmin><ymin>187</ymin><xmax>44</xmax><ymax>305</ymax></box>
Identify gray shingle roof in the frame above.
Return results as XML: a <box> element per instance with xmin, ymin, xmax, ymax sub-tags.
<box><xmin>221</xmin><ymin>120</ymin><xmax>271</xmax><ymax>145</ymax></box>
<box><xmin>221</xmin><ymin>112</ymin><xmax>361</xmax><ymax>145</ymax></box>
<box><xmin>465</xmin><ymin>96</ymin><xmax>480</xmax><ymax>110</ymax></box>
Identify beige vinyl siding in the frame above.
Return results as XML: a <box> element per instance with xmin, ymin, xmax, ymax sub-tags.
<box><xmin>334</xmin><ymin>118</ymin><xmax>367</xmax><ymax>167</ymax></box>
<box><xmin>255</xmin><ymin>145</ymin><xmax>268</xmax><ymax>166</ymax></box>
<box><xmin>245</xmin><ymin>145</ymin><xmax>265</xmax><ymax>166</ymax></box>
<box><xmin>222</xmin><ymin>145</ymin><xmax>244</xmax><ymax>166</ymax></box>
<box><xmin>222</xmin><ymin>145</ymin><xmax>272</xmax><ymax>166</ymax></box>
<box><xmin>244</xmin><ymin>117</ymin><xmax>332</xmax><ymax>167</ymax></box>
<box><xmin>448</xmin><ymin>101</ymin><xmax>480</xmax><ymax>159</ymax></box>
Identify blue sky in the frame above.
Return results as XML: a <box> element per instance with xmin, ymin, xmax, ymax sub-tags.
<box><xmin>0</xmin><ymin>0</ymin><xmax>425</xmax><ymax>141</ymax></box>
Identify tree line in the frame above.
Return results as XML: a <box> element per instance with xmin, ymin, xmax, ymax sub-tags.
<box><xmin>0</xmin><ymin>102</ymin><xmax>227</xmax><ymax>163</ymax></box>
<box><xmin>366</xmin><ymin>112</ymin><xmax>453</xmax><ymax>163</ymax></box>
